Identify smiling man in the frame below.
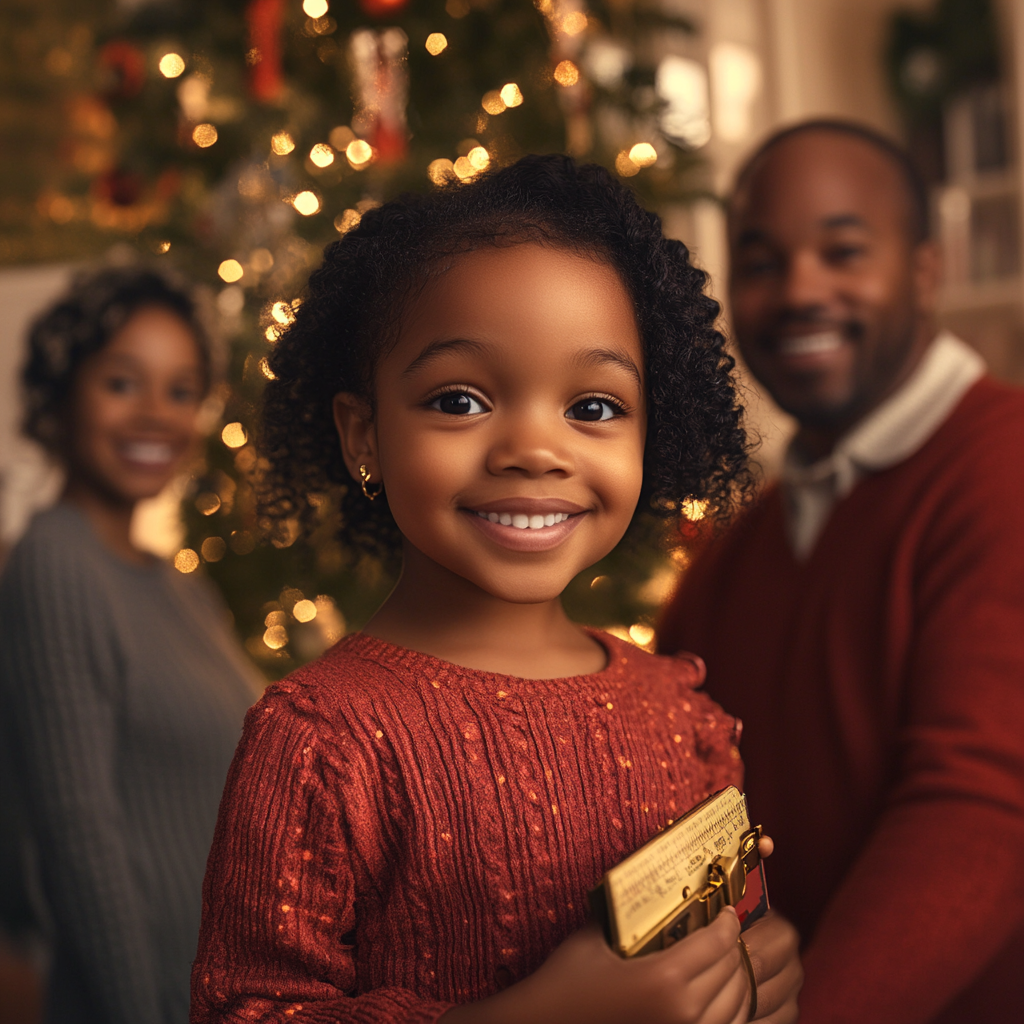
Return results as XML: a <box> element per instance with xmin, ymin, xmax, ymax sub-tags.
<box><xmin>659</xmin><ymin>121</ymin><xmax>1024</xmax><ymax>1023</ymax></box>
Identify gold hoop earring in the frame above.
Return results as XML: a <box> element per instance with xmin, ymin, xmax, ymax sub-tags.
<box><xmin>358</xmin><ymin>464</ymin><xmax>383</xmax><ymax>501</ymax></box>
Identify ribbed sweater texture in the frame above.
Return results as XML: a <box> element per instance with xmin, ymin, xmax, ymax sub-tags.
<box><xmin>0</xmin><ymin>503</ymin><xmax>258</xmax><ymax>1024</ymax></box>
<box><xmin>191</xmin><ymin>631</ymin><xmax>742</xmax><ymax>1023</ymax></box>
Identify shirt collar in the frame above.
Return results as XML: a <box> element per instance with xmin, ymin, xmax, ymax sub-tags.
<box><xmin>782</xmin><ymin>331</ymin><xmax>985</xmax><ymax>490</ymax></box>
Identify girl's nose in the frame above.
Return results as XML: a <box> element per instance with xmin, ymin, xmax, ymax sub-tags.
<box><xmin>485</xmin><ymin>412</ymin><xmax>573</xmax><ymax>478</ymax></box>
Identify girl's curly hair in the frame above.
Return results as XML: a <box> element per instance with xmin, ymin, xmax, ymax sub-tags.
<box><xmin>261</xmin><ymin>153</ymin><xmax>751</xmax><ymax>559</ymax></box>
<box><xmin>23</xmin><ymin>266</ymin><xmax>212</xmax><ymax>457</ymax></box>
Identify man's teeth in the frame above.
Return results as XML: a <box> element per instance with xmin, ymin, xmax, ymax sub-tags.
<box><xmin>123</xmin><ymin>442</ymin><xmax>173</xmax><ymax>465</ymax></box>
<box><xmin>779</xmin><ymin>332</ymin><xmax>843</xmax><ymax>356</ymax></box>
<box><xmin>476</xmin><ymin>511</ymin><xmax>571</xmax><ymax>529</ymax></box>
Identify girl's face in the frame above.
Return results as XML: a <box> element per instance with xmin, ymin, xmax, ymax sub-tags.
<box><xmin>338</xmin><ymin>242</ymin><xmax>647</xmax><ymax>604</ymax></box>
<box><xmin>66</xmin><ymin>306</ymin><xmax>207</xmax><ymax>506</ymax></box>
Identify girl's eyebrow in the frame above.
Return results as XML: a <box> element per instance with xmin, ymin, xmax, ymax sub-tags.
<box><xmin>573</xmin><ymin>347</ymin><xmax>643</xmax><ymax>389</ymax></box>
<box><xmin>401</xmin><ymin>337</ymin><xmax>487</xmax><ymax>377</ymax></box>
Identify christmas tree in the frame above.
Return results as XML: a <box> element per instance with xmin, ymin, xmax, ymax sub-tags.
<box><xmin>1</xmin><ymin>0</ymin><xmax>712</xmax><ymax>676</ymax></box>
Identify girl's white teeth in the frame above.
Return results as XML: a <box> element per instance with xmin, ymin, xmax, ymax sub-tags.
<box><xmin>478</xmin><ymin>511</ymin><xmax>570</xmax><ymax>529</ymax></box>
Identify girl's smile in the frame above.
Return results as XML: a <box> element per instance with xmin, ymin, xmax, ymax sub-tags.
<box><xmin>463</xmin><ymin>498</ymin><xmax>586</xmax><ymax>552</ymax></box>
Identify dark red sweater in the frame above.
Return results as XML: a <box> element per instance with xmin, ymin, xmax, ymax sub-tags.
<box><xmin>659</xmin><ymin>377</ymin><xmax>1024</xmax><ymax>1024</ymax></box>
<box><xmin>191</xmin><ymin>631</ymin><xmax>742</xmax><ymax>1022</ymax></box>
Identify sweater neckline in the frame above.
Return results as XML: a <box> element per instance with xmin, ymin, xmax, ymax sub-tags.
<box><xmin>335</xmin><ymin>628</ymin><xmax>633</xmax><ymax>697</ymax></box>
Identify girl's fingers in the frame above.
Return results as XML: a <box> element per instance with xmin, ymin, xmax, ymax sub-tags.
<box><xmin>661</xmin><ymin>907</ymin><xmax>742</xmax><ymax>978</ymax></box>
<box><xmin>757</xmin><ymin>834</ymin><xmax>774</xmax><ymax>859</ymax></box>
<box><xmin>690</xmin><ymin>956</ymin><xmax>750</xmax><ymax>1024</ymax></box>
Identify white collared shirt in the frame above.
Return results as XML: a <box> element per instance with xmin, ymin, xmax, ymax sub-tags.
<box><xmin>781</xmin><ymin>331</ymin><xmax>986</xmax><ymax>559</ymax></box>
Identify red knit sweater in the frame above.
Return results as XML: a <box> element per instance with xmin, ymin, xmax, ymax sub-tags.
<box><xmin>658</xmin><ymin>377</ymin><xmax>1024</xmax><ymax>1024</ymax></box>
<box><xmin>191</xmin><ymin>630</ymin><xmax>742</xmax><ymax>1023</ymax></box>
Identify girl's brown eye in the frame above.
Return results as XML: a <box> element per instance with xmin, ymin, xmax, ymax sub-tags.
<box><xmin>431</xmin><ymin>391</ymin><xmax>485</xmax><ymax>415</ymax></box>
<box><xmin>567</xmin><ymin>398</ymin><xmax>620</xmax><ymax>422</ymax></box>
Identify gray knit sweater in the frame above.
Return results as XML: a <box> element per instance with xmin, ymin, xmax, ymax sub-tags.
<box><xmin>0</xmin><ymin>503</ymin><xmax>258</xmax><ymax>1024</ymax></box>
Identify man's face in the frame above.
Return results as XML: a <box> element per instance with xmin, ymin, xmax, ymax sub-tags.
<box><xmin>728</xmin><ymin>131</ymin><xmax>938</xmax><ymax>432</ymax></box>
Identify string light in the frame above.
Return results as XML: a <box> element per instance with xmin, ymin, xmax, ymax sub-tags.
<box><xmin>467</xmin><ymin>145</ymin><xmax>490</xmax><ymax>171</ymax></box>
<box><xmin>309</xmin><ymin>143</ymin><xmax>334</xmax><ymax>168</ymax></box>
<box><xmin>427</xmin><ymin>158</ymin><xmax>456</xmax><ymax>185</ymax></box>
<box><xmin>158</xmin><ymin>53</ymin><xmax>186</xmax><ymax>78</ymax></box>
<box><xmin>174</xmin><ymin>548</ymin><xmax>200</xmax><ymax>573</ymax></box>
<box><xmin>291</xmin><ymin>190</ymin><xmax>320</xmax><ymax>215</ymax></box>
<box><xmin>302</xmin><ymin>0</ymin><xmax>329</xmax><ymax>17</ymax></box>
<box><xmin>334</xmin><ymin>208</ymin><xmax>361</xmax><ymax>233</ymax></box>
<box><xmin>615</xmin><ymin>150</ymin><xmax>640</xmax><ymax>177</ymax></box>
<box><xmin>628</xmin><ymin>142</ymin><xmax>658</xmax><ymax>168</ymax></box>
<box><xmin>250</xmin><ymin>247</ymin><xmax>274</xmax><ymax>272</ymax></box>
<box><xmin>259</xmin><ymin>357</ymin><xmax>277</xmax><ymax>380</ymax></box>
<box><xmin>628</xmin><ymin>623</ymin><xmax>656</xmax><ymax>649</ymax></box>
<box><xmin>265</xmin><ymin>325</ymin><xmax>280</xmax><ymax>342</ymax></box>
<box><xmin>192</xmin><ymin>123</ymin><xmax>218</xmax><ymax>147</ymax></box>
<box><xmin>329</xmin><ymin>125</ymin><xmax>354</xmax><ymax>150</ymax></box>
<box><xmin>554</xmin><ymin>60</ymin><xmax>580</xmax><ymax>87</ymax></box>
<box><xmin>271</xmin><ymin>300</ymin><xmax>296</xmax><ymax>324</ymax></box>
<box><xmin>221</xmin><ymin>422</ymin><xmax>248</xmax><ymax>448</ymax></box>
<box><xmin>195</xmin><ymin>492</ymin><xmax>221</xmax><ymax>515</ymax></box>
<box><xmin>481</xmin><ymin>91</ymin><xmax>506</xmax><ymax>115</ymax></box>
<box><xmin>561</xmin><ymin>11</ymin><xmax>588</xmax><ymax>36</ymax></box>
<box><xmin>425</xmin><ymin>33</ymin><xmax>448</xmax><ymax>55</ymax></box>
<box><xmin>499</xmin><ymin>82</ymin><xmax>523</xmax><ymax>107</ymax></box>
<box><xmin>681</xmin><ymin>498</ymin><xmax>708</xmax><ymax>521</ymax></box>
<box><xmin>293</xmin><ymin>599</ymin><xmax>317</xmax><ymax>622</ymax></box>
<box><xmin>217</xmin><ymin>259</ymin><xmax>244</xmax><ymax>282</ymax></box>
<box><xmin>263</xmin><ymin>625</ymin><xmax>288</xmax><ymax>649</ymax></box>
<box><xmin>154</xmin><ymin>241</ymin><xmax>171</xmax><ymax>254</ymax></box>
<box><xmin>453</xmin><ymin>156</ymin><xmax>474</xmax><ymax>180</ymax></box>
<box><xmin>201</xmin><ymin>536</ymin><xmax>227</xmax><ymax>562</ymax></box>
<box><xmin>346</xmin><ymin>139</ymin><xmax>373</xmax><ymax>168</ymax></box>
<box><xmin>271</xmin><ymin>131</ymin><xmax>295</xmax><ymax>155</ymax></box>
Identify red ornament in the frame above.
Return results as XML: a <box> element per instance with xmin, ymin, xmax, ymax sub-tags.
<box><xmin>246</xmin><ymin>0</ymin><xmax>285</xmax><ymax>103</ymax></box>
<box><xmin>359</xmin><ymin>0</ymin><xmax>410</xmax><ymax>17</ymax></box>
<box><xmin>99</xmin><ymin>40</ymin><xmax>146</xmax><ymax>100</ymax></box>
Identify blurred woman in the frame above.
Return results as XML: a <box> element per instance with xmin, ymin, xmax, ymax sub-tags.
<box><xmin>0</xmin><ymin>268</ymin><xmax>258</xmax><ymax>1024</ymax></box>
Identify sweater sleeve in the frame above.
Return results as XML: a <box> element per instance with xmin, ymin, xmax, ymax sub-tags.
<box><xmin>191</xmin><ymin>689</ymin><xmax>453</xmax><ymax>1024</ymax></box>
<box><xmin>0</xmin><ymin>538</ymin><xmax>163</xmax><ymax>1023</ymax></box>
<box><xmin>797</xmin><ymin>451</ymin><xmax>1024</xmax><ymax>1024</ymax></box>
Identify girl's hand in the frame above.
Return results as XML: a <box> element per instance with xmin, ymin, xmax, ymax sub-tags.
<box><xmin>441</xmin><ymin>907</ymin><xmax>751</xmax><ymax>1024</ymax></box>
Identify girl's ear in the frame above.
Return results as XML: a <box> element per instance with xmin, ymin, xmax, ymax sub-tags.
<box><xmin>333</xmin><ymin>392</ymin><xmax>380</xmax><ymax>485</ymax></box>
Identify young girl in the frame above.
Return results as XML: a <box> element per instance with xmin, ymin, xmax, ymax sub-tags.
<box><xmin>191</xmin><ymin>155</ymin><xmax>801</xmax><ymax>1023</ymax></box>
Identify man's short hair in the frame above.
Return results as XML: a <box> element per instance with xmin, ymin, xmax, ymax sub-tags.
<box><xmin>732</xmin><ymin>119</ymin><xmax>931</xmax><ymax>245</ymax></box>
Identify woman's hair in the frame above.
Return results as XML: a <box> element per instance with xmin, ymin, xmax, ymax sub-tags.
<box><xmin>23</xmin><ymin>266</ymin><xmax>212</xmax><ymax>455</ymax></box>
<box><xmin>261</xmin><ymin>153</ymin><xmax>751</xmax><ymax>559</ymax></box>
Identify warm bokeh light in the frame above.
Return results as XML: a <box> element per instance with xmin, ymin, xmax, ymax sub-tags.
<box><xmin>628</xmin><ymin>623</ymin><xmax>656</xmax><ymax>648</ymax></box>
<box><xmin>271</xmin><ymin>300</ymin><xmax>296</xmax><ymax>324</ymax></box>
<box><xmin>250</xmin><ymin>247</ymin><xmax>274</xmax><ymax>272</ymax></box>
<box><xmin>201</xmin><ymin>536</ymin><xmax>226</xmax><ymax>562</ymax></box>
<box><xmin>230</xmin><ymin>530</ymin><xmax>255</xmax><ymax>554</ymax></box>
<box><xmin>265</xmin><ymin>325</ymin><xmax>280</xmax><ymax>342</ymax></box>
<box><xmin>192</xmin><ymin>123</ymin><xmax>218</xmax><ymax>147</ymax></box>
<box><xmin>481</xmin><ymin>90</ymin><xmax>506</xmax><ymax>115</ymax></box>
<box><xmin>329</xmin><ymin>125</ymin><xmax>354</xmax><ymax>150</ymax></box>
<box><xmin>427</xmin><ymin>158</ymin><xmax>456</xmax><ymax>185</ymax></box>
<box><xmin>158</xmin><ymin>53</ymin><xmax>186</xmax><ymax>78</ymax></box>
<box><xmin>309</xmin><ymin>143</ymin><xmax>334</xmax><ymax>168</ymax></box>
<box><xmin>174</xmin><ymin>548</ymin><xmax>200</xmax><ymax>573</ymax></box>
<box><xmin>467</xmin><ymin>146</ymin><xmax>490</xmax><ymax>171</ymax></box>
<box><xmin>334</xmin><ymin>208</ymin><xmax>362</xmax><ymax>232</ymax></box>
<box><xmin>263</xmin><ymin>625</ymin><xmax>288</xmax><ymax>650</ymax></box>
<box><xmin>561</xmin><ymin>11</ymin><xmax>588</xmax><ymax>36</ymax></box>
<box><xmin>628</xmin><ymin>142</ymin><xmax>658</xmax><ymax>168</ymax></box>
<box><xmin>195</xmin><ymin>492</ymin><xmax>221</xmax><ymax>516</ymax></box>
<box><xmin>217</xmin><ymin>259</ymin><xmax>244</xmax><ymax>282</ymax></box>
<box><xmin>453</xmin><ymin>156</ymin><xmax>474</xmax><ymax>180</ymax></box>
<box><xmin>154</xmin><ymin>241</ymin><xmax>171</xmax><ymax>254</ymax></box>
<box><xmin>221</xmin><ymin>422</ymin><xmax>248</xmax><ymax>448</ymax></box>
<box><xmin>615</xmin><ymin>150</ymin><xmax>640</xmax><ymax>177</ymax></box>
<box><xmin>259</xmin><ymin>357</ymin><xmax>276</xmax><ymax>380</ymax></box>
<box><xmin>271</xmin><ymin>130</ymin><xmax>295</xmax><ymax>155</ymax></box>
<box><xmin>293</xmin><ymin>598</ymin><xmax>318</xmax><ymax>622</ymax></box>
<box><xmin>681</xmin><ymin>498</ymin><xmax>708</xmax><ymax>521</ymax></box>
<box><xmin>425</xmin><ymin>32</ymin><xmax>448</xmax><ymax>56</ymax></box>
<box><xmin>554</xmin><ymin>60</ymin><xmax>580</xmax><ymax>87</ymax></box>
<box><xmin>292</xmin><ymin>190</ymin><xmax>320</xmax><ymax>215</ymax></box>
<box><xmin>346</xmin><ymin>139</ymin><xmax>373</xmax><ymax>167</ymax></box>
<box><xmin>302</xmin><ymin>0</ymin><xmax>329</xmax><ymax>18</ymax></box>
<box><xmin>499</xmin><ymin>82</ymin><xmax>523</xmax><ymax>107</ymax></box>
